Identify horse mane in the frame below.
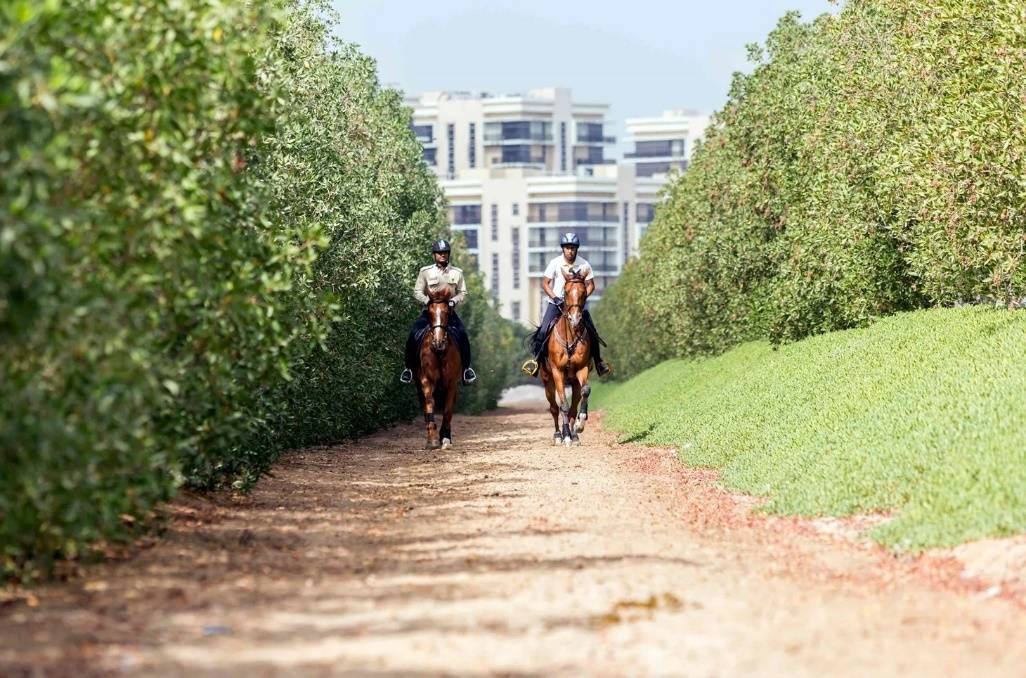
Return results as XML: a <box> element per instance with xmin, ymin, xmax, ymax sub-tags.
<box><xmin>562</xmin><ymin>266</ymin><xmax>587</xmax><ymax>283</ymax></box>
<box><xmin>428</xmin><ymin>287</ymin><xmax>452</xmax><ymax>303</ymax></box>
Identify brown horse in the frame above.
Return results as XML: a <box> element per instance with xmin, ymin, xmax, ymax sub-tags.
<box><xmin>540</xmin><ymin>270</ymin><xmax>592</xmax><ymax>447</ymax></box>
<box><xmin>416</xmin><ymin>288</ymin><xmax>462</xmax><ymax>449</ymax></box>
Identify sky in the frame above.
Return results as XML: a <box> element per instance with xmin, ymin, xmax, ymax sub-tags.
<box><xmin>330</xmin><ymin>0</ymin><xmax>839</xmax><ymax>131</ymax></box>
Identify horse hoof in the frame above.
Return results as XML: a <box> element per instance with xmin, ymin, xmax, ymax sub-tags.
<box><xmin>426</xmin><ymin>440</ymin><xmax>441</xmax><ymax>450</ymax></box>
<box><xmin>574</xmin><ymin>420</ymin><xmax>586</xmax><ymax>433</ymax></box>
<box><xmin>441</xmin><ymin>438</ymin><xmax>451</xmax><ymax>449</ymax></box>
<box><xmin>563</xmin><ymin>437</ymin><xmax>573</xmax><ymax>448</ymax></box>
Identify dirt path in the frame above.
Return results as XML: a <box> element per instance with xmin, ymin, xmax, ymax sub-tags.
<box><xmin>3</xmin><ymin>396</ymin><xmax>1026</xmax><ymax>676</ymax></box>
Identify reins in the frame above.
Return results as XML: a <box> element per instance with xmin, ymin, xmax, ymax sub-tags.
<box><xmin>552</xmin><ymin>280</ymin><xmax>588</xmax><ymax>359</ymax></box>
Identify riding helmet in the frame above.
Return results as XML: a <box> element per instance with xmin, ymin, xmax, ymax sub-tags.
<box><xmin>431</xmin><ymin>239</ymin><xmax>451</xmax><ymax>253</ymax></box>
<box><xmin>559</xmin><ymin>232</ymin><xmax>580</xmax><ymax>247</ymax></box>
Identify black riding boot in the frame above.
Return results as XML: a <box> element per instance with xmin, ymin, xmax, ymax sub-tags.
<box><xmin>400</xmin><ymin>312</ymin><xmax>431</xmax><ymax>383</ymax></box>
<box><xmin>449</xmin><ymin>313</ymin><xmax>476</xmax><ymax>383</ymax></box>
<box><xmin>582</xmin><ymin>310</ymin><xmax>611</xmax><ymax>377</ymax></box>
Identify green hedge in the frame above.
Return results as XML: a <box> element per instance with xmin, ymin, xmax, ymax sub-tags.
<box><xmin>593</xmin><ymin>308</ymin><xmax>1026</xmax><ymax>550</ymax></box>
<box><xmin>0</xmin><ymin>0</ymin><xmax>514</xmax><ymax>581</ymax></box>
<box><xmin>596</xmin><ymin>0</ymin><xmax>1026</xmax><ymax>377</ymax></box>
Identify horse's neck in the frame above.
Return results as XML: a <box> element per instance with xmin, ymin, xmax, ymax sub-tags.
<box><xmin>553</xmin><ymin>312</ymin><xmax>584</xmax><ymax>346</ymax></box>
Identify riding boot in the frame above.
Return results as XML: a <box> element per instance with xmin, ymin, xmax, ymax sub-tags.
<box><xmin>584</xmin><ymin>316</ymin><xmax>611</xmax><ymax>377</ymax></box>
<box><xmin>522</xmin><ymin>327</ymin><xmax>548</xmax><ymax>377</ymax></box>
<box><xmin>401</xmin><ymin>312</ymin><xmax>430</xmax><ymax>382</ymax></box>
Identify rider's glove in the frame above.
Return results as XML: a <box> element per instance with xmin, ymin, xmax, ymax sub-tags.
<box><xmin>447</xmin><ymin>300</ymin><xmax>455</xmax><ymax>308</ymax></box>
<box><xmin>553</xmin><ymin>296</ymin><xmax>564</xmax><ymax>307</ymax></box>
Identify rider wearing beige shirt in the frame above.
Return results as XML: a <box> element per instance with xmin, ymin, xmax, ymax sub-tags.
<box><xmin>401</xmin><ymin>239</ymin><xmax>476</xmax><ymax>385</ymax></box>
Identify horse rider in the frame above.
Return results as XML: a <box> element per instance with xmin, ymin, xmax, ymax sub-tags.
<box><xmin>521</xmin><ymin>232</ymin><xmax>611</xmax><ymax>378</ymax></box>
<box><xmin>400</xmin><ymin>239</ymin><xmax>477</xmax><ymax>385</ymax></box>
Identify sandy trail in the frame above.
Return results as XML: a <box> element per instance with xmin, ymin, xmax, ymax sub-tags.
<box><xmin>3</xmin><ymin>393</ymin><xmax>1025</xmax><ymax>676</ymax></box>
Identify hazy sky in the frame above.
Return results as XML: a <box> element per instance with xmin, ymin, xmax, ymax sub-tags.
<box><xmin>331</xmin><ymin>0</ymin><xmax>838</xmax><ymax>129</ymax></box>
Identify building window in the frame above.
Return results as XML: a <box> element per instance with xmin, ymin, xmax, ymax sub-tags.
<box><xmin>560</xmin><ymin>122</ymin><xmax>567</xmax><ymax>172</ymax></box>
<box><xmin>490</xmin><ymin>253</ymin><xmax>500</xmax><ymax>300</ymax></box>
<box><xmin>422</xmin><ymin>147</ymin><xmax>437</xmax><ymax>166</ymax></box>
<box><xmin>490</xmin><ymin>203</ymin><xmax>498</xmax><ymax>241</ymax></box>
<box><xmin>446</xmin><ymin>123</ymin><xmax>455</xmax><ymax>179</ymax></box>
<box><xmin>512</xmin><ymin>301</ymin><xmax>521</xmax><ymax>320</ymax></box>
<box><xmin>499</xmin><ymin>145</ymin><xmax>544</xmax><ymax>164</ymax></box>
<box><xmin>575</xmin><ymin>145</ymin><xmax>606</xmax><ymax>167</ymax></box>
<box><xmin>635</xmin><ymin>161</ymin><xmax>672</xmax><ymax>178</ymax></box>
<box><xmin>511</xmin><ymin>203</ymin><xmax>519</xmax><ymax>217</ymax></box>
<box><xmin>527</xmin><ymin>202</ymin><xmax>618</xmax><ymax>223</ymax></box>
<box><xmin>450</xmin><ymin>204</ymin><xmax>482</xmax><ymax>225</ymax></box>
<box><xmin>511</xmin><ymin>227</ymin><xmax>521</xmax><ymax>289</ymax></box>
<box><xmin>468</xmin><ymin>122</ymin><xmax>476</xmax><ymax>168</ymax></box>
<box><xmin>636</xmin><ymin>203</ymin><xmax>656</xmax><ymax>224</ymax></box>
<box><xmin>411</xmin><ymin>124</ymin><xmax>433</xmax><ymax>143</ymax></box>
<box><xmin>461</xmin><ymin>228</ymin><xmax>480</xmax><ymax>250</ymax></box>
<box><xmin>484</xmin><ymin>120</ymin><xmax>552</xmax><ymax>142</ymax></box>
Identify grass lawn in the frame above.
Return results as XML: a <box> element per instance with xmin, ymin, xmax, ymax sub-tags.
<box><xmin>592</xmin><ymin>307</ymin><xmax>1026</xmax><ymax>550</ymax></box>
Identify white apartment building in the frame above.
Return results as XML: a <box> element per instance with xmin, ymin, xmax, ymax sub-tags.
<box><xmin>408</xmin><ymin>87</ymin><xmax>705</xmax><ymax>327</ymax></box>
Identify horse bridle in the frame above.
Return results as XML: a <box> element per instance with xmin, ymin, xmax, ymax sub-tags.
<box><xmin>427</xmin><ymin>302</ymin><xmax>451</xmax><ymax>342</ymax></box>
<box><xmin>553</xmin><ymin>281</ymin><xmax>588</xmax><ymax>356</ymax></box>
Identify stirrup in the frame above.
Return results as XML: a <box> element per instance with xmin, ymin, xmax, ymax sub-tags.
<box><xmin>521</xmin><ymin>358</ymin><xmax>539</xmax><ymax>377</ymax></box>
<box><xmin>463</xmin><ymin>367</ymin><xmax>477</xmax><ymax>384</ymax></box>
<box><xmin>399</xmin><ymin>368</ymin><xmax>413</xmax><ymax>384</ymax></box>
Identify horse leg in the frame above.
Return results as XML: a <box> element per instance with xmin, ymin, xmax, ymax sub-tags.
<box><xmin>542</xmin><ymin>367</ymin><xmax>561</xmax><ymax>445</ymax></box>
<box><xmin>569</xmin><ymin>377</ymin><xmax>582</xmax><ymax>445</ymax></box>
<box><xmin>551</xmin><ymin>367</ymin><xmax>572</xmax><ymax>446</ymax></box>
<box><xmin>420</xmin><ymin>376</ymin><xmax>440</xmax><ymax>450</ymax></box>
<box><xmin>574</xmin><ymin>367</ymin><xmax>591</xmax><ymax>435</ymax></box>
<box><xmin>441</xmin><ymin>355</ymin><xmax>459</xmax><ymax>449</ymax></box>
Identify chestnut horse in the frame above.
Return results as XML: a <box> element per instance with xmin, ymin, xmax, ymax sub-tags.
<box><xmin>540</xmin><ymin>269</ymin><xmax>592</xmax><ymax>447</ymax></box>
<box><xmin>416</xmin><ymin>288</ymin><xmax>462</xmax><ymax>449</ymax></box>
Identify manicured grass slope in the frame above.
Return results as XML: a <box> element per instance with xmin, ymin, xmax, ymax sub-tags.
<box><xmin>593</xmin><ymin>308</ymin><xmax>1026</xmax><ymax>550</ymax></box>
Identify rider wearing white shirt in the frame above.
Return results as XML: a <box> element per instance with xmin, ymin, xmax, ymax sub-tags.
<box><xmin>522</xmin><ymin>232</ymin><xmax>611</xmax><ymax>377</ymax></box>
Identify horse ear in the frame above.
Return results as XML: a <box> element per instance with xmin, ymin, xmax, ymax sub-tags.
<box><xmin>561</xmin><ymin>268</ymin><xmax>571</xmax><ymax>281</ymax></box>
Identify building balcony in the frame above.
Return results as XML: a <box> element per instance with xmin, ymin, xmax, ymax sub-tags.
<box><xmin>484</xmin><ymin>120</ymin><xmax>553</xmax><ymax>145</ymax></box>
<box><xmin>527</xmin><ymin>217</ymin><xmax>620</xmax><ymax>225</ymax></box>
<box><xmin>490</xmin><ymin>161</ymin><xmax>547</xmax><ymax>169</ymax></box>
<box><xmin>575</xmin><ymin>134</ymin><xmax>617</xmax><ymax>144</ymax></box>
<box><xmin>483</xmin><ymin>135</ymin><xmax>554</xmax><ymax>145</ymax></box>
<box><xmin>624</xmin><ymin>151</ymin><xmax>685</xmax><ymax>160</ymax></box>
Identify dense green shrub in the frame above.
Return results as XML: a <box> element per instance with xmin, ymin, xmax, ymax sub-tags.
<box><xmin>593</xmin><ymin>307</ymin><xmax>1026</xmax><ymax>550</ymax></box>
<box><xmin>598</xmin><ymin>0</ymin><xmax>1026</xmax><ymax>377</ymax></box>
<box><xmin>1</xmin><ymin>0</ymin><xmax>514</xmax><ymax>581</ymax></box>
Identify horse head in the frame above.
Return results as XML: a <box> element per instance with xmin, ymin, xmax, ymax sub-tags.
<box><xmin>427</xmin><ymin>287</ymin><xmax>452</xmax><ymax>352</ymax></box>
<box><xmin>561</xmin><ymin>268</ymin><xmax>588</xmax><ymax>329</ymax></box>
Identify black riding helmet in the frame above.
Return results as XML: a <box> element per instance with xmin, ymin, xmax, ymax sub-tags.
<box><xmin>432</xmin><ymin>239</ymin><xmax>451</xmax><ymax>254</ymax></box>
<box><xmin>559</xmin><ymin>232</ymin><xmax>580</xmax><ymax>247</ymax></box>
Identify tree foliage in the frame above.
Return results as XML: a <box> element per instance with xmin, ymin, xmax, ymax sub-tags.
<box><xmin>0</xmin><ymin>0</ymin><xmax>514</xmax><ymax>581</ymax></box>
<box><xmin>596</xmin><ymin>0</ymin><xmax>1026</xmax><ymax>377</ymax></box>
